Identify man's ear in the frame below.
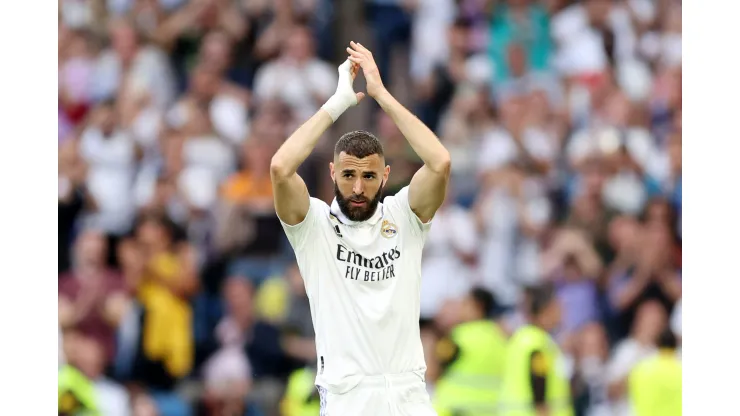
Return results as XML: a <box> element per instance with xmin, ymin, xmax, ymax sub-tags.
<box><xmin>383</xmin><ymin>165</ymin><xmax>390</xmax><ymax>183</ymax></box>
<box><xmin>329</xmin><ymin>162</ymin><xmax>335</xmax><ymax>183</ymax></box>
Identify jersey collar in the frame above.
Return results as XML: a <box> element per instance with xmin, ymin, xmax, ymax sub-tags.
<box><xmin>330</xmin><ymin>198</ymin><xmax>384</xmax><ymax>227</ymax></box>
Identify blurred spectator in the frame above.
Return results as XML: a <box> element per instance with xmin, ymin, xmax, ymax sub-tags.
<box><xmin>58</xmin><ymin>1</ymin><xmax>681</xmax><ymax>413</ymax></box>
<box><xmin>572</xmin><ymin>323</ymin><xmax>611</xmax><ymax>416</ymax></box>
<box><xmin>364</xmin><ymin>0</ymin><xmax>412</xmax><ymax>88</ymax></box>
<box><xmin>280</xmin><ymin>264</ymin><xmax>317</xmax><ymax>365</ymax></box>
<box><xmin>253</xmin><ymin>25</ymin><xmax>336</xmax><ymax>122</ymax></box>
<box><xmin>420</xmin><ymin>193</ymin><xmax>479</xmax><ymax>319</ymax></box>
<box><xmin>627</xmin><ymin>328</ymin><xmax>682</xmax><ymax>416</ymax></box>
<box><xmin>79</xmin><ymin>100</ymin><xmax>140</xmax><ymax>238</ymax></box>
<box><xmin>608</xmin><ymin>222</ymin><xmax>681</xmax><ymax>338</ymax></box>
<box><xmin>124</xmin><ymin>213</ymin><xmax>199</xmax><ymax>390</ymax></box>
<box><xmin>419</xmin><ymin>323</ymin><xmax>441</xmax><ymax>391</ymax></box>
<box><xmin>574</xmin><ymin>323</ymin><xmax>612</xmax><ymax>416</ymax></box>
<box><xmin>545</xmin><ymin>229</ymin><xmax>603</xmax><ymax>343</ymax></box>
<box><xmin>216</xmin><ymin>276</ymin><xmax>301</xmax><ymax>415</ymax></box>
<box><xmin>433</xmin><ymin>288</ymin><xmax>506</xmax><ymax>416</ymax></box>
<box><xmin>92</xmin><ymin>17</ymin><xmax>176</xmax><ymax>109</ymax></box>
<box><xmin>646</xmin><ymin>132</ymin><xmax>681</xmax><ymax>236</ymax></box>
<box><xmin>605</xmin><ymin>300</ymin><xmax>668</xmax><ymax>416</ymax></box>
<box><xmin>59</xmin><ymin>139</ymin><xmax>95</xmax><ymax>274</ymax></box>
<box><xmin>215</xmin><ymin>138</ymin><xmax>285</xmax><ymax>283</ymax></box>
<box><xmin>200</xmin><ymin>336</ymin><xmax>262</xmax><ymax>416</ymax></box>
<box><xmin>489</xmin><ymin>0</ymin><xmax>552</xmax><ymax>83</ymax></box>
<box><xmin>551</xmin><ymin>0</ymin><xmax>635</xmax><ymax>78</ymax></box>
<box><xmin>71</xmin><ymin>334</ymin><xmax>133</xmax><ymax>416</ymax></box>
<box><xmin>154</xmin><ymin>0</ymin><xmax>248</xmax><ymax>90</ymax></box>
<box><xmin>474</xmin><ymin>97</ymin><xmax>555</xmax><ymax>306</ymax></box>
<box><xmin>59</xmin><ymin>27</ymin><xmax>96</xmax><ymax>125</ymax></box>
<box><xmin>437</xmin><ymin>85</ymin><xmax>494</xmax><ymax>204</ymax></box>
<box><xmin>409</xmin><ymin>0</ymin><xmax>456</xmax><ymax>91</ymax></box>
<box><xmin>59</xmin><ymin>230</ymin><xmax>130</xmax><ymax>364</ymax></box>
<box><xmin>415</xmin><ymin>17</ymin><xmax>493</xmax><ymax>132</ymax></box>
<box><xmin>565</xmin><ymin>157</ymin><xmax>616</xmax><ymax>263</ymax></box>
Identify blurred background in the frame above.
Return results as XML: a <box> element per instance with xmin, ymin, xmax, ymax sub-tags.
<box><xmin>58</xmin><ymin>0</ymin><xmax>681</xmax><ymax>415</ymax></box>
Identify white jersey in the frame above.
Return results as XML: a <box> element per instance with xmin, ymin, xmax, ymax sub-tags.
<box><xmin>280</xmin><ymin>186</ymin><xmax>430</xmax><ymax>394</ymax></box>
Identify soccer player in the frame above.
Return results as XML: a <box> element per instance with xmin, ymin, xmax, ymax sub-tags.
<box><xmin>270</xmin><ymin>41</ymin><xmax>451</xmax><ymax>415</ymax></box>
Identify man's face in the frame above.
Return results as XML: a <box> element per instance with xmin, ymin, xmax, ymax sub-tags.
<box><xmin>634</xmin><ymin>301</ymin><xmax>667</xmax><ymax>341</ymax></box>
<box><xmin>330</xmin><ymin>152</ymin><xmax>389</xmax><ymax>222</ymax></box>
<box><xmin>542</xmin><ymin>298</ymin><xmax>563</xmax><ymax>332</ymax></box>
<box><xmin>284</xmin><ymin>28</ymin><xmax>313</xmax><ymax>62</ymax></box>
<box><xmin>200</xmin><ymin>31</ymin><xmax>232</xmax><ymax>71</ymax></box>
<box><xmin>110</xmin><ymin>21</ymin><xmax>137</xmax><ymax>63</ymax></box>
<box><xmin>191</xmin><ymin>67</ymin><xmax>220</xmax><ymax>101</ymax></box>
<box><xmin>75</xmin><ymin>231</ymin><xmax>107</xmax><ymax>268</ymax></box>
<box><xmin>459</xmin><ymin>295</ymin><xmax>480</xmax><ymax>322</ymax></box>
<box><xmin>136</xmin><ymin>219</ymin><xmax>168</xmax><ymax>248</ymax></box>
<box><xmin>224</xmin><ymin>278</ymin><xmax>254</xmax><ymax>323</ymax></box>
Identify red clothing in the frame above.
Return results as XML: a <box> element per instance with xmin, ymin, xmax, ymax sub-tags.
<box><xmin>58</xmin><ymin>270</ymin><xmax>126</xmax><ymax>363</ymax></box>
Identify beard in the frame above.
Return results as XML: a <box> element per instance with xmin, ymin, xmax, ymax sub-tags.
<box><xmin>334</xmin><ymin>181</ymin><xmax>384</xmax><ymax>222</ymax></box>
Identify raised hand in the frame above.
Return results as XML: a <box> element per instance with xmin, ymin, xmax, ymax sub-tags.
<box><xmin>320</xmin><ymin>59</ymin><xmax>365</xmax><ymax>122</ymax></box>
<box><xmin>337</xmin><ymin>59</ymin><xmax>366</xmax><ymax>105</ymax></box>
<box><xmin>346</xmin><ymin>41</ymin><xmax>387</xmax><ymax>99</ymax></box>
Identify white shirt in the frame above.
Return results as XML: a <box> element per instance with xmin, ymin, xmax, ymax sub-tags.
<box><xmin>281</xmin><ymin>187</ymin><xmax>429</xmax><ymax>394</ymax></box>
<box><xmin>410</xmin><ymin>0</ymin><xmax>455</xmax><ymax>80</ymax></box>
<box><xmin>79</xmin><ymin>128</ymin><xmax>137</xmax><ymax>234</ymax></box>
<box><xmin>253</xmin><ymin>58</ymin><xmax>336</xmax><ymax>122</ymax></box>
<box><xmin>476</xmin><ymin>128</ymin><xmax>553</xmax><ymax>304</ymax></box>
<box><xmin>551</xmin><ymin>4</ymin><xmax>637</xmax><ymax>75</ymax></box>
<box><xmin>91</xmin><ymin>46</ymin><xmax>176</xmax><ymax>109</ymax></box>
<box><xmin>606</xmin><ymin>339</ymin><xmax>657</xmax><ymax>416</ymax></box>
<box><xmin>94</xmin><ymin>378</ymin><xmax>132</xmax><ymax>416</ymax></box>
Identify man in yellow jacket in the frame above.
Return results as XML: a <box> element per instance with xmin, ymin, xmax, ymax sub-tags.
<box><xmin>499</xmin><ymin>284</ymin><xmax>574</xmax><ymax>416</ymax></box>
<box><xmin>629</xmin><ymin>329</ymin><xmax>681</xmax><ymax>416</ymax></box>
<box><xmin>281</xmin><ymin>366</ymin><xmax>321</xmax><ymax>416</ymax></box>
<box><xmin>434</xmin><ymin>287</ymin><xmax>508</xmax><ymax>416</ymax></box>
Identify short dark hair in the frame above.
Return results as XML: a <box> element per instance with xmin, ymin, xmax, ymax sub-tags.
<box><xmin>525</xmin><ymin>282</ymin><xmax>556</xmax><ymax>317</ymax></box>
<box><xmin>658</xmin><ymin>328</ymin><xmax>678</xmax><ymax>349</ymax></box>
<box><xmin>334</xmin><ymin>130</ymin><xmax>384</xmax><ymax>159</ymax></box>
<box><xmin>470</xmin><ymin>287</ymin><xmax>497</xmax><ymax>318</ymax></box>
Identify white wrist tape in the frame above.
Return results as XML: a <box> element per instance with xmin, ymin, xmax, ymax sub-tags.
<box><xmin>321</xmin><ymin>60</ymin><xmax>358</xmax><ymax>122</ymax></box>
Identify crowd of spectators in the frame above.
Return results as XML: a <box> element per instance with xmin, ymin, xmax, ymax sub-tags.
<box><xmin>58</xmin><ymin>0</ymin><xmax>681</xmax><ymax>415</ymax></box>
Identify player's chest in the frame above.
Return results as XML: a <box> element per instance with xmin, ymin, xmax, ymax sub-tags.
<box><xmin>323</xmin><ymin>219</ymin><xmax>407</xmax><ymax>286</ymax></box>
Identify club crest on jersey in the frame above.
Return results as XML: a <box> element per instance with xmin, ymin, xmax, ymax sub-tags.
<box><xmin>381</xmin><ymin>220</ymin><xmax>398</xmax><ymax>238</ymax></box>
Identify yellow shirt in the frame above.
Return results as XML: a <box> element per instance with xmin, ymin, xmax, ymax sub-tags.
<box><xmin>138</xmin><ymin>252</ymin><xmax>193</xmax><ymax>378</ymax></box>
<box><xmin>629</xmin><ymin>351</ymin><xmax>682</xmax><ymax>416</ymax></box>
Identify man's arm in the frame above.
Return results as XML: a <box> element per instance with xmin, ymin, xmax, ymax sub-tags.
<box><xmin>347</xmin><ymin>42</ymin><xmax>451</xmax><ymax>223</ymax></box>
<box><xmin>270</xmin><ymin>60</ymin><xmax>364</xmax><ymax>225</ymax></box>
<box><xmin>376</xmin><ymin>91</ymin><xmax>451</xmax><ymax>222</ymax></box>
<box><xmin>530</xmin><ymin>350</ymin><xmax>550</xmax><ymax>416</ymax></box>
<box><xmin>270</xmin><ymin>111</ymin><xmax>334</xmax><ymax>225</ymax></box>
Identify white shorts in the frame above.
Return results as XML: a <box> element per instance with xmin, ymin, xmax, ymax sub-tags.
<box><xmin>318</xmin><ymin>372</ymin><xmax>437</xmax><ymax>416</ymax></box>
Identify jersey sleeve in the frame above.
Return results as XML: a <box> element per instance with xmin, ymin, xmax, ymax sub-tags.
<box><xmin>279</xmin><ymin>197</ymin><xmax>327</xmax><ymax>251</ymax></box>
<box><xmin>529</xmin><ymin>350</ymin><xmax>548</xmax><ymax>405</ymax></box>
<box><xmin>383</xmin><ymin>186</ymin><xmax>432</xmax><ymax>237</ymax></box>
<box><xmin>435</xmin><ymin>336</ymin><xmax>461</xmax><ymax>374</ymax></box>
